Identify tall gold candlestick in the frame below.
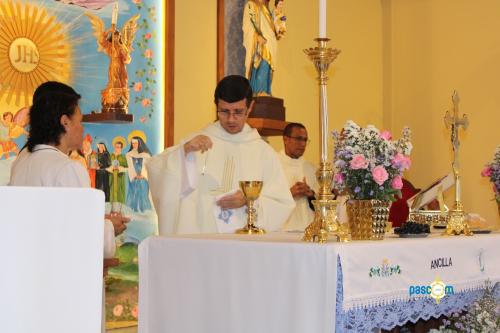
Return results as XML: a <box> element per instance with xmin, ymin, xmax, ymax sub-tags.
<box><xmin>302</xmin><ymin>38</ymin><xmax>348</xmax><ymax>243</ymax></box>
<box><xmin>443</xmin><ymin>91</ymin><xmax>473</xmax><ymax>236</ymax></box>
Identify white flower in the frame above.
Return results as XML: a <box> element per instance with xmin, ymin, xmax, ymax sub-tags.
<box><xmin>365</xmin><ymin>124</ymin><xmax>380</xmax><ymax>134</ymax></box>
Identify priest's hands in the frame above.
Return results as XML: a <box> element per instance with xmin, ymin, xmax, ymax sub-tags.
<box><xmin>216</xmin><ymin>190</ymin><xmax>246</xmax><ymax>209</ymax></box>
<box><xmin>290</xmin><ymin>177</ymin><xmax>314</xmax><ymax>199</ymax></box>
<box><xmin>184</xmin><ymin>135</ymin><xmax>213</xmax><ymax>154</ymax></box>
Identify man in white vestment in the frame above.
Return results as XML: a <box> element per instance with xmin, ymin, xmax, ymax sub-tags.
<box><xmin>278</xmin><ymin>123</ymin><xmax>318</xmax><ymax>231</ymax></box>
<box><xmin>147</xmin><ymin>75</ymin><xmax>295</xmax><ymax>235</ymax></box>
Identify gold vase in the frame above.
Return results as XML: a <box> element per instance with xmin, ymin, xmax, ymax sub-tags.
<box><xmin>346</xmin><ymin>200</ymin><xmax>391</xmax><ymax>240</ymax></box>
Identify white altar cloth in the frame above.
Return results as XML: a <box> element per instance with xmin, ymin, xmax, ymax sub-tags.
<box><xmin>0</xmin><ymin>186</ymin><xmax>104</xmax><ymax>333</ymax></box>
<box><xmin>139</xmin><ymin>233</ymin><xmax>337</xmax><ymax>333</ymax></box>
<box><xmin>138</xmin><ymin>232</ymin><xmax>500</xmax><ymax>333</ymax></box>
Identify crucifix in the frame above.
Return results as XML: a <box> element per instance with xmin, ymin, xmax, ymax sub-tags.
<box><xmin>444</xmin><ymin>91</ymin><xmax>469</xmax><ymax>176</ymax></box>
<box><xmin>443</xmin><ymin>90</ymin><xmax>472</xmax><ymax>236</ymax></box>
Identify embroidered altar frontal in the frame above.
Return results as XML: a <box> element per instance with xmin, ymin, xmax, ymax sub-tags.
<box><xmin>338</xmin><ymin>233</ymin><xmax>500</xmax><ymax>310</ymax></box>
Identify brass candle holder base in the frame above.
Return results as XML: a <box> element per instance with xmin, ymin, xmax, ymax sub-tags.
<box><xmin>303</xmin><ymin>162</ymin><xmax>349</xmax><ymax>243</ymax></box>
<box><xmin>236</xmin><ymin>181</ymin><xmax>266</xmax><ymax>235</ymax></box>
<box><xmin>303</xmin><ymin>199</ymin><xmax>349</xmax><ymax>243</ymax></box>
<box><xmin>444</xmin><ymin>202</ymin><xmax>473</xmax><ymax>236</ymax></box>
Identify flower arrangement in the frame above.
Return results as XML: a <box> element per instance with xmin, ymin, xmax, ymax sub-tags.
<box><xmin>429</xmin><ymin>281</ymin><xmax>500</xmax><ymax>333</ymax></box>
<box><xmin>481</xmin><ymin>145</ymin><xmax>500</xmax><ymax>203</ymax></box>
<box><xmin>332</xmin><ymin>121</ymin><xmax>412</xmax><ymax>202</ymax></box>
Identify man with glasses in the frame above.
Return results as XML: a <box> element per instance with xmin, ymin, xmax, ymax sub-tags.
<box><xmin>147</xmin><ymin>75</ymin><xmax>295</xmax><ymax>235</ymax></box>
<box><xmin>278</xmin><ymin>123</ymin><xmax>318</xmax><ymax>231</ymax></box>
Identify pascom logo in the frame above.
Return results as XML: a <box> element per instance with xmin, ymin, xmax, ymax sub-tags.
<box><xmin>408</xmin><ymin>277</ymin><xmax>454</xmax><ymax>304</ymax></box>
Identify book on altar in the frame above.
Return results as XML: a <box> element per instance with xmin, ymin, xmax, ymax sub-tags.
<box><xmin>407</xmin><ymin>173</ymin><xmax>455</xmax><ymax>210</ymax></box>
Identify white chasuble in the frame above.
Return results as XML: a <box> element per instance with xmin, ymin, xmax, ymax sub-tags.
<box><xmin>147</xmin><ymin>122</ymin><xmax>295</xmax><ymax>235</ymax></box>
<box><xmin>278</xmin><ymin>150</ymin><xmax>318</xmax><ymax>231</ymax></box>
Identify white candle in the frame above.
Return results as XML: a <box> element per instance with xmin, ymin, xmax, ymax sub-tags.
<box><xmin>112</xmin><ymin>2</ymin><xmax>119</xmax><ymax>25</ymax></box>
<box><xmin>319</xmin><ymin>0</ymin><xmax>327</xmax><ymax>38</ymax></box>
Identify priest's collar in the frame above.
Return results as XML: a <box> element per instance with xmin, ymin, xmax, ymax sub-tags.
<box><xmin>279</xmin><ymin>149</ymin><xmax>304</xmax><ymax>164</ymax></box>
<box><xmin>202</xmin><ymin>121</ymin><xmax>261</xmax><ymax>143</ymax></box>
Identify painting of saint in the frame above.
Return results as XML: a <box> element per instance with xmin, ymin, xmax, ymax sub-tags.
<box><xmin>126</xmin><ymin>135</ymin><xmax>152</xmax><ymax>213</ymax></box>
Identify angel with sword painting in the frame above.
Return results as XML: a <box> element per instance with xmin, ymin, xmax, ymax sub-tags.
<box><xmin>86</xmin><ymin>6</ymin><xmax>139</xmax><ymax>114</ymax></box>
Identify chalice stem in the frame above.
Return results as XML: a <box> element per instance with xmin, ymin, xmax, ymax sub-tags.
<box><xmin>247</xmin><ymin>201</ymin><xmax>255</xmax><ymax>227</ymax></box>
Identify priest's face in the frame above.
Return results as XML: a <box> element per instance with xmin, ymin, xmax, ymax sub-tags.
<box><xmin>216</xmin><ymin>98</ymin><xmax>253</xmax><ymax>134</ymax></box>
<box><xmin>284</xmin><ymin>127</ymin><xmax>308</xmax><ymax>159</ymax></box>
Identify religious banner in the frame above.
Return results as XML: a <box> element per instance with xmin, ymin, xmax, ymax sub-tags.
<box><xmin>0</xmin><ymin>0</ymin><xmax>164</xmax><ymax>329</ymax></box>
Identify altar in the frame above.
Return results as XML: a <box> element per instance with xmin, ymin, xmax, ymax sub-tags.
<box><xmin>138</xmin><ymin>232</ymin><xmax>500</xmax><ymax>333</ymax></box>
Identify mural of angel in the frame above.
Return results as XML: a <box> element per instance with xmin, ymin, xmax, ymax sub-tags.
<box><xmin>0</xmin><ymin>108</ymin><xmax>29</xmax><ymax>160</ymax></box>
<box><xmin>86</xmin><ymin>12</ymin><xmax>140</xmax><ymax>114</ymax></box>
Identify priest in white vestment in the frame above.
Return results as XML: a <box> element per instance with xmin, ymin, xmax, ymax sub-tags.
<box><xmin>278</xmin><ymin>123</ymin><xmax>318</xmax><ymax>231</ymax></box>
<box><xmin>147</xmin><ymin>75</ymin><xmax>295</xmax><ymax>235</ymax></box>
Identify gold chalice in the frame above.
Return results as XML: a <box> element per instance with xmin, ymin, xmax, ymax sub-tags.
<box><xmin>236</xmin><ymin>181</ymin><xmax>266</xmax><ymax>234</ymax></box>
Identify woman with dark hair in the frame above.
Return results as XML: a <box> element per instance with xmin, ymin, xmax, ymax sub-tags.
<box><xmin>96</xmin><ymin>142</ymin><xmax>111</xmax><ymax>201</ymax></box>
<box><xmin>9</xmin><ymin>80</ymin><xmax>126</xmax><ymax>235</ymax></box>
<box><xmin>126</xmin><ymin>136</ymin><xmax>152</xmax><ymax>212</ymax></box>
<box><xmin>9</xmin><ymin>81</ymin><xmax>88</xmax><ymax>186</ymax></box>
<box><xmin>9</xmin><ymin>81</ymin><xmax>127</xmax><ymax>333</ymax></box>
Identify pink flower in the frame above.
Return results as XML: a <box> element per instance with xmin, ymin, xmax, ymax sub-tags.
<box><xmin>391</xmin><ymin>175</ymin><xmax>403</xmax><ymax>190</ymax></box>
<box><xmin>144</xmin><ymin>49</ymin><xmax>153</xmax><ymax>58</ymax></box>
<box><xmin>372</xmin><ymin>165</ymin><xmax>389</xmax><ymax>185</ymax></box>
<box><xmin>113</xmin><ymin>304</ymin><xmax>124</xmax><ymax>317</ymax></box>
<box><xmin>334</xmin><ymin>173</ymin><xmax>344</xmax><ymax>184</ymax></box>
<box><xmin>380</xmin><ymin>130</ymin><xmax>392</xmax><ymax>141</ymax></box>
<box><xmin>140</xmin><ymin>116</ymin><xmax>146</xmax><ymax>123</ymax></box>
<box><xmin>350</xmin><ymin>154</ymin><xmax>369</xmax><ymax>170</ymax></box>
<box><xmin>133</xmin><ymin>0</ymin><xmax>141</xmax><ymax>4</ymax></box>
<box><xmin>145</xmin><ymin>32</ymin><xmax>152</xmax><ymax>39</ymax></box>
<box><xmin>392</xmin><ymin>153</ymin><xmax>411</xmax><ymax>171</ymax></box>
<box><xmin>141</xmin><ymin>98</ymin><xmax>151</xmax><ymax>107</ymax></box>
<box><xmin>133</xmin><ymin>82</ymin><xmax>143</xmax><ymax>92</ymax></box>
<box><xmin>481</xmin><ymin>166</ymin><xmax>492</xmax><ymax>177</ymax></box>
<box><xmin>131</xmin><ymin>305</ymin><xmax>138</xmax><ymax>319</ymax></box>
